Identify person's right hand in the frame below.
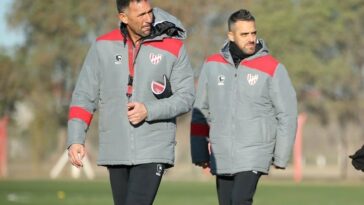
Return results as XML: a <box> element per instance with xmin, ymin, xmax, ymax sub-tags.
<box><xmin>195</xmin><ymin>162</ymin><xmax>210</xmax><ymax>169</ymax></box>
<box><xmin>68</xmin><ymin>144</ymin><xmax>85</xmax><ymax>168</ymax></box>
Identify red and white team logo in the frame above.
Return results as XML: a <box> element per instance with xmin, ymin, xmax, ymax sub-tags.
<box><xmin>247</xmin><ymin>74</ymin><xmax>259</xmax><ymax>86</ymax></box>
<box><xmin>149</xmin><ymin>53</ymin><xmax>162</xmax><ymax>65</ymax></box>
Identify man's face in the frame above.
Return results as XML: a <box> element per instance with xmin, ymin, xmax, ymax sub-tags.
<box><xmin>228</xmin><ymin>20</ymin><xmax>257</xmax><ymax>55</ymax></box>
<box><xmin>119</xmin><ymin>1</ymin><xmax>153</xmax><ymax>40</ymax></box>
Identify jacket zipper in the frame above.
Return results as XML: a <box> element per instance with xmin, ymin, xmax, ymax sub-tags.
<box><xmin>126</xmin><ymin>39</ymin><xmax>143</xmax><ymax>164</ymax></box>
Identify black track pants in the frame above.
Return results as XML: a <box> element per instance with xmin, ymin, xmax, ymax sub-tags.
<box><xmin>107</xmin><ymin>163</ymin><xmax>165</xmax><ymax>205</ymax></box>
<box><xmin>216</xmin><ymin>171</ymin><xmax>262</xmax><ymax>205</ymax></box>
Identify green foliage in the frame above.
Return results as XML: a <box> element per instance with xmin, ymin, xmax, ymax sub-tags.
<box><xmin>3</xmin><ymin>0</ymin><xmax>118</xmax><ymax>164</ymax></box>
<box><xmin>0</xmin><ymin>52</ymin><xmax>20</xmax><ymax>116</ymax></box>
<box><xmin>249</xmin><ymin>0</ymin><xmax>364</xmax><ymax>125</ymax></box>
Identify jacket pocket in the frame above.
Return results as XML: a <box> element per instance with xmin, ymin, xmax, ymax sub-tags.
<box><xmin>235</xmin><ymin>118</ymin><xmax>264</xmax><ymax>145</ymax></box>
<box><xmin>263</xmin><ymin>117</ymin><xmax>277</xmax><ymax>143</ymax></box>
<box><xmin>144</xmin><ymin>118</ymin><xmax>176</xmax><ymax>131</ymax></box>
<box><xmin>99</xmin><ymin>91</ymin><xmax>125</xmax><ymax>132</ymax></box>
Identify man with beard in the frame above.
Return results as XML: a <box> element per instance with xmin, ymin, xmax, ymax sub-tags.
<box><xmin>191</xmin><ymin>9</ymin><xmax>297</xmax><ymax>205</ymax></box>
<box><xmin>67</xmin><ymin>1</ymin><xmax>194</xmax><ymax>204</ymax></box>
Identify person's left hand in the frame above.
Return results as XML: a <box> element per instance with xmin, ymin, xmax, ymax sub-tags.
<box><xmin>127</xmin><ymin>102</ymin><xmax>148</xmax><ymax>125</ymax></box>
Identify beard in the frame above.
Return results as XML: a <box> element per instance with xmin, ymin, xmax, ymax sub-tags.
<box><xmin>241</xmin><ymin>41</ymin><xmax>255</xmax><ymax>54</ymax></box>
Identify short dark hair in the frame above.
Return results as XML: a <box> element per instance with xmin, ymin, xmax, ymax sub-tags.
<box><xmin>228</xmin><ymin>9</ymin><xmax>255</xmax><ymax>31</ymax></box>
<box><xmin>116</xmin><ymin>0</ymin><xmax>145</xmax><ymax>13</ymax></box>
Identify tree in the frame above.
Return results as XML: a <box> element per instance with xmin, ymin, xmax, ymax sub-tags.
<box><xmin>250</xmin><ymin>0</ymin><xmax>364</xmax><ymax>178</ymax></box>
<box><xmin>6</xmin><ymin>0</ymin><xmax>118</xmax><ymax>168</ymax></box>
<box><xmin>0</xmin><ymin>50</ymin><xmax>24</xmax><ymax>116</ymax></box>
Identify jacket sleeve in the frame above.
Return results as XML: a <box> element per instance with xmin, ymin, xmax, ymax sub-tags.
<box><xmin>67</xmin><ymin>42</ymin><xmax>100</xmax><ymax>148</ymax></box>
<box><xmin>190</xmin><ymin>64</ymin><xmax>210</xmax><ymax>164</ymax></box>
<box><xmin>144</xmin><ymin>44</ymin><xmax>195</xmax><ymax>121</ymax></box>
<box><xmin>270</xmin><ymin>64</ymin><xmax>298</xmax><ymax>168</ymax></box>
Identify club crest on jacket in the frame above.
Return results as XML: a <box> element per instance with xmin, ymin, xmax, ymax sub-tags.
<box><xmin>150</xmin><ymin>53</ymin><xmax>162</xmax><ymax>65</ymax></box>
<box><xmin>247</xmin><ymin>74</ymin><xmax>259</xmax><ymax>86</ymax></box>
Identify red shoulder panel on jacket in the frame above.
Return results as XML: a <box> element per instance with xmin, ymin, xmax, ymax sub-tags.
<box><xmin>241</xmin><ymin>55</ymin><xmax>279</xmax><ymax>77</ymax></box>
<box><xmin>143</xmin><ymin>38</ymin><xmax>183</xmax><ymax>58</ymax></box>
<box><xmin>96</xmin><ymin>29</ymin><xmax>124</xmax><ymax>41</ymax></box>
<box><xmin>206</xmin><ymin>54</ymin><xmax>229</xmax><ymax>64</ymax></box>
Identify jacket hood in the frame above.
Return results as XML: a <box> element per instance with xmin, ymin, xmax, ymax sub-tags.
<box><xmin>152</xmin><ymin>7</ymin><xmax>187</xmax><ymax>40</ymax></box>
<box><xmin>220</xmin><ymin>39</ymin><xmax>269</xmax><ymax>63</ymax></box>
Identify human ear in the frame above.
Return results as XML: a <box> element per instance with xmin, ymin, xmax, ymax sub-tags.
<box><xmin>227</xmin><ymin>31</ymin><xmax>234</xmax><ymax>42</ymax></box>
<box><xmin>118</xmin><ymin>12</ymin><xmax>128</xmax><ymax>24</ymax></box>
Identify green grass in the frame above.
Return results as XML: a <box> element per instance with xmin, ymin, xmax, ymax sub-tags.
<box><xmin>0</xmin><ymin>180</ymin><xmax>363</xmax><ymax>205</ymax></box>
<box><xmin>254</xmin><ymin>182</ymin><xmax>364</xmax><ymax>205</ymax></box>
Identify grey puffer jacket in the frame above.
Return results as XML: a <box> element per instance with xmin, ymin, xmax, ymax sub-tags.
<box><xmin>191</xmin><ymin>40</ymin><xmax>297</xmax><ymax>175</ymax></box>
<box><xmin>67</xmin><ymin>8</ymin><xmax>195</xmax><ymax>166</ymax></box>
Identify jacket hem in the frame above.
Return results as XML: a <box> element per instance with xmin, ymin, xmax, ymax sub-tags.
<box><xmin>97</xmin><ymin>159</ymin><xmax>174</xmax><ymax>167</ymax></box>
<box><xmin>212</xmin><ymin>167</ymin><xmax>269</xmax><ymax>175</ymax></box>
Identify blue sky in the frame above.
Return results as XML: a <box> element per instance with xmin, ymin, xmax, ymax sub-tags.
<box><xmin>0</xmin><ymin>0</ymin><xmax>24</xmax><ymax>48</ymax></box>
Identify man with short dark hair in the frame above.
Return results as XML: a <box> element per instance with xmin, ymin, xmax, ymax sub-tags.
<box><xmin>191</xmin><ymin>9</ymin><xmax>297</xmax><ymax>205</ymax></box>
<box><xmin>67</xmin><ymin>1</ymin><xmax>194</xmax><ymax>204</ymax></box>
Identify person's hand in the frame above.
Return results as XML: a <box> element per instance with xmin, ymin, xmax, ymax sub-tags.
<box><xmin>68</xmin><ymin>144</ymin><xmax>85</xmax><ymax>168</ymax></box>
<box><xmin>127</xmin><ymin>102</ymin><xmax>148</xmax><ymax>125</ymax></box>
<box><xmin>195</xmin><ymin>161</ymin><xmax>210</xmax><ymax>169</ymax></box>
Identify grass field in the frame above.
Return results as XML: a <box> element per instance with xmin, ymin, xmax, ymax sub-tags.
<box><xmin>1</xmin><ymin>179</ymin><xmax>364</xmax><ymax>205</ymax></box>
